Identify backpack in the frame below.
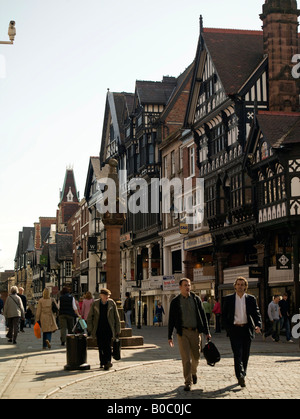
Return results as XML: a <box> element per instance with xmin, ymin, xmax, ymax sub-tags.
<box><xmin>203</xmin><ymin>340</ymin><xmax>221</xmax><ymax>367</ymax></box>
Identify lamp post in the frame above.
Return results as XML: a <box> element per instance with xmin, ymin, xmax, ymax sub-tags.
<box><xmin>0</xmin><ymin>21</ymin><xmax>16</xmax><ymax>45</ymax></box>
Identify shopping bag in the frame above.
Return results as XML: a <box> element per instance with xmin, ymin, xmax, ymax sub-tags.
<box><xmin>34</xmin><ymin>322</ymin><xmax>41</xmax><ymax>339</ymax></box>
<box><xmin>112</xmin><ymin>338</ymin><xmax>121</xmax><ymax>360</ymax></box>
<box><xmin>72</xmin><ymin>318</ymin><xmax>87</xmax><ymax>335</ymax></box>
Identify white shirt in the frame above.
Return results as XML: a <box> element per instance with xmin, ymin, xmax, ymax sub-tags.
<box><xmin>234</xmin><ymin>293</ymin><xmax>247</xmax><ymax>325</ymax></box>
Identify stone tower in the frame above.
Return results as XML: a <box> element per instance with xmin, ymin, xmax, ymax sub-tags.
<box><xmin>260</xmin><ymin>0</ymin><xmax>300</xmax><ymax>111</ymax></box>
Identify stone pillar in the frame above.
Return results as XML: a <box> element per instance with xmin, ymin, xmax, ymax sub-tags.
<box><xmin>105</xmin><ymin>225</ymin><xmax>123</xmax><ymax>301</ymax></box>
<box><xmin>101</xmin><ymin>159</ymin><xmax>126</xmax><ymax>302</ymax></box>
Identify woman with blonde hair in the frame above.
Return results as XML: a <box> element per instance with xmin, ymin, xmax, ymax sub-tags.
<box><xmin>36</xmin><ymin>288</ymin><xmax>58</xmax><ymax>349</ymax></box>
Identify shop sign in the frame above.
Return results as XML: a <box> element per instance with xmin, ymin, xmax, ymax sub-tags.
<box><xmin>163</xmin><ymin>275</ymin><xmax>178</xmax><ymax>291</ymax></box>
<box><xmin>179</xmin><ymin>223</ymin><xmax>189</xmax><ymax>235</ymax></box>
<box><xmin>249</xmin><ymin>267</ymin><xmax>264</xmax><ymax>278</ymax></box>
<box><xmin>120</xmin><ymin>232</ymin><xmax>132</xmax><ymax>244</ymax></box>
<box><xmin>276</xmin><ymin>254</ymin><xmax>292</xmax><ymax>270</ymax></box>
<box><xmin>88</xmin><ymin>236</ymin><xmax>97</xmax><ymax>252</ymax></box>
<box><xmin>183</xmin><ymin>233</ymin><xmax>213</xmax><ymax>251</ymax></box>
<box><xmin>40</xmin><ymin>255</ymin><xmax>48</xmax><ymax>266</ymax></box>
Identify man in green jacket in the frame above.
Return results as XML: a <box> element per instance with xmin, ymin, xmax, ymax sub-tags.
<box><xmin>168</xmin><ymin>278</ymin><xmax>211</xmax><ymax>391</ymax></box>
<box><xmin>87</xmin><ymin>288</ymin><xmax>121</xmax><ymax>370</ymax></box>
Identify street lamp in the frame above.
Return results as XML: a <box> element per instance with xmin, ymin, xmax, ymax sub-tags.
<box><xmin>0</xmin><ymin>21</ymin><xmax>16</xmax><ymax>45</ymax></box>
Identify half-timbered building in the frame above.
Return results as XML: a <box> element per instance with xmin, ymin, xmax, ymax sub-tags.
<box><xmin>183</xmin><ymin>0</ymin><xmax>300</xmax><ymax>316</ymax></box>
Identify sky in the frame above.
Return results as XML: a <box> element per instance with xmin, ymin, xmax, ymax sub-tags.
<box><xmin>0</xmin><ymin>0</ymin><xmax>264</xmax><ymax>271</ymax></box>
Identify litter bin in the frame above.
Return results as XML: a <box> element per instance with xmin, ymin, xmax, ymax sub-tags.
<box><xmin>64</xmin><ymin>334</ymin><xmax>90</xmax><ymax>371</ymax></box>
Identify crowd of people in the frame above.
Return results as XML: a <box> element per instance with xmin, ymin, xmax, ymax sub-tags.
<box><xmin>0</xmin><ymin>281</ymin><xmax>297</xmax><ymax>386</ymax></box>
<box><xmin>0</xmin><ymin>286</ymin><xmax>95</xmax><ymax>349</ymax></box>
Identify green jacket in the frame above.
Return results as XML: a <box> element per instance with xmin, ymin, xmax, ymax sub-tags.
<box><xmin>87</xmin><ymin>298</ymin><xmax>121</xmax><ymax>339</ymax></box>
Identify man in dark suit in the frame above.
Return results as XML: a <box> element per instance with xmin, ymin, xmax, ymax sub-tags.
<box><xmin>222</xmin><ymin>277</ymin><xmax>262</xmax><ymax>387</ymax></box>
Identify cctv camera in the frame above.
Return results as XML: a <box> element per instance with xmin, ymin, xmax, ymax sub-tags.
<box><xmin>8</xmin><ymin>21</ymin><xmax>16</xmax><ymax>42</ymax></box>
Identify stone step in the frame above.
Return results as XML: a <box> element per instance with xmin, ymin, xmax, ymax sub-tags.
<box><xmin>87</xmin><ymin>335</ymin><xmax>144</xmax><ymax>349</ymax></box>
<box><xmin>120</xmin><ymin>328</ymin><xmax>132</xmax><ymax>338</ymax></box>
<box><xmin>120</xmin><ymin>336</ymin><xmax>144</xmax><ymax>347</ymax></box>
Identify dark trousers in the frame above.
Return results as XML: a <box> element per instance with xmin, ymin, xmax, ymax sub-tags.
<box><xmin>59</xmin><ymin>314</ymin><xmax>74</xmax><ymax>344</ymax></box>
<box><xmin>96</xmin><ymin>330</ymin><xmax>112</xmax><ymax>367</ymax></box>
<box><xmin>229</xmin><ymin>326</ymin><xmax>252</xmax><ymax>380</ymax></box>
<box><xmin>7</xmin><ymin>317</ymin><xmax>20</xmax><ymax>341</ymax></box>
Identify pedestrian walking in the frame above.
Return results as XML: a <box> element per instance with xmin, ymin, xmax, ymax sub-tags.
<box><xmin>212</xmin><ymin>298</ymin><xmax>221</xmax><ymax>333</ymax></box>
<box><xmin>87</xmin><ymin>288</ymin><xmax>121</xmax><ymax>370</ymax></box>
<box><xmin>202</xmin><ymin>296</ymin><xmax>212</xmax><ymax>326</ymax></box>
<box><xmin>35</xmin><ymin>288</ymin><xmax>58</xmax><ymax>349</ymax></box>
<box><xmin>123</xmin><ymin>292</ymin><xmax>132</xmax><ymax>329</ymax></box>
<box><xmin>25</xmin><ymin>307</ymin><xmax>34</xmax><ymax>328</ymax></box>
<box><xmin>18</xmin><ymin>287</ymin><xmax>27</xmax><ymax>333</ymax></box>
<box><xmin>58</xmin><ymin>287</ymin><xmax>81</xmax><ymax>346</ymax></box>
<box><xmin>264</xmin><ymin>295</ymin><xmax>281</xmax><ymax>342</ymax></box>
<box><xmin>168</xmin><ymin>278</ymin><xmax>211</xmax><ymax>392</ymax></box>
<box><xmin>222</xmin><ymin>276</ymin><xmax>262</xmax><ymax>388</ymax></box>
<box><xmin>155</xmin><ymin>302</ymin><xmax>165</xmax><ymax>327</ymax></box>
<box><xmin>3</xmin><ymin>286</ymin><xmax>25</xmax><ymax>344</ymax></box>
<box><xmin>81</xmin><ymin>291</ymin><xmax>94</xmax><ymax>320</ymax></box>
<box><xmin>279</xmin><ymin>293</ymin><xmax>293</xmax><ymax>343</ymax></box>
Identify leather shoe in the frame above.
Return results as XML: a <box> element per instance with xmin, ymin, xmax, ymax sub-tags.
<box><xmin>192</xmin><ymin>375</ymin><xmax>197</xmax><ymax>384</ymax></box>
<box><xmin>238</xmin><ymin>376</ymin><xmax>246</xmax><ymax>387</ymax></box>
<box><xmin>104</xmin><ymin>362</ymin><xmax>113</xmax><ymax>370</ymax></box>
<box><xmin>184</xmin><ymin>384</ymin><xmax>191</xmax><ymax>391</ymax></box>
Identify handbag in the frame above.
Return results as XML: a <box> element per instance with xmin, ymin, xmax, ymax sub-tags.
<box><xmin>203</xmin><ymin>340</ymin><xmax>221</xmax><ymax>367</ymax></box>
<box><xmin>52</xmin><ymin>300</ymin><xmax>58</xmax><ymax>314</ymax></box>
<box><xmin>112</xmin><ymin>338</ymin><xmax>121</xmax><ymax>360</ymax></box>
<box><xmin>34</xmin><ymin>322</ymin><xmax>41</xmax><ymax>339</ymax></box>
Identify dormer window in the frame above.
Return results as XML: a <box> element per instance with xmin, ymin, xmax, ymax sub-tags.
<box><xmin>67</xmin><ymin>187</ymin><xmax>74</xmax><ymax>202</ymax></box>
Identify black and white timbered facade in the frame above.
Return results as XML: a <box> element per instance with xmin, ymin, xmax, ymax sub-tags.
<box><xmin>184</xmin><ymin>27</ymin><xmax>269</xmax><ymax>302</ymax></box>
<box><xmin>183</xmin><ymin>0</ymin><xmax>300</xmax><ymax>315</ymax></box>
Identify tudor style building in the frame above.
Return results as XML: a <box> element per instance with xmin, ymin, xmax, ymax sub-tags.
<box><xmin>184</xmin><ymin>24</ymin><xmax>268</xmax><ymax>302</ymax></box>
<box><xmin>183</xmin><ymin>0</ymin><xmax>300</xmax><ymax>317</ymax></box>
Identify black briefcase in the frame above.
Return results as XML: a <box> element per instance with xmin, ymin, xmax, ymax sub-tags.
<box><xmin>203</xmin><ymin>340</ymin><xmax>221</xmax><ymax>367</ymax></box>
<box><xmin>112</xmin><ymin>338</ymin><xmax>121</xmax><ymax>360</ymax></box>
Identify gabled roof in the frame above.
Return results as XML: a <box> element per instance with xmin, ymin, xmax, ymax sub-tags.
<box><xmin>84</xmin><ymin>156</ymin><xmax>101</xmax><ymax>199</ymax></box>
<box><xmin>135</xmin><ymin>77</ymin><xmax>177</xmax><ymax>105</ymax></box>
<box><xmin>202</xmin><ymin>28</ymin><xmax>264</xmax><ymax>95</ymax></box>
<box><xmin>99</xmin><ymin>91</ymin><xmax>134</xmax><ymax>164</ymax></box>
<box><xmin>243</xmin><ymin>110</ymin><xmax>300</xmax><ymax>169</ymax></box>
<box><xmin>257</xmin><ymin>111</ymin><xmax>300</xmax><ymax>148</ymax></box>
<box><xmin>14</xmin><ymin>227</ymin><xmax>35</xmax><ymax>261</ymax></box>
<box><xmin>159</xmin><ymin>63</ymin><xmax>194</xmax><ymax>123</ymax></box>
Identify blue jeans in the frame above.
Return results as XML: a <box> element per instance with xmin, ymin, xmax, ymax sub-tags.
<box><xmin>43</xmin><ymin>332</ymin><xmax>52</xmax><ymax>348</ymax></box>
<box><xmin>280</xmin><ymin>317</ymin><xmax>292</xmax><ymax>341</ymax></box>
<box><xmin>125</xmin><ymin>310</ymin><xmax>132</xmax><ymax>328</ymax></box>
